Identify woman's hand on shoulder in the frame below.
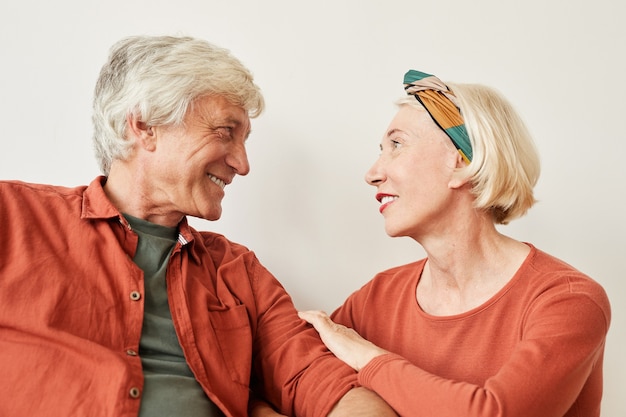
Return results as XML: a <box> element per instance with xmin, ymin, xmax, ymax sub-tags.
<box><xmin>298</xmin><ymin>310</ymin><xmax>388</xmax><ymax>371</ymax></box>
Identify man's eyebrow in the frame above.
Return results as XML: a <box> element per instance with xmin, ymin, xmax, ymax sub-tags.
<box><xmin>220</xmin><ymin>117</ymin><xmax>243</xmax><ymax>126</ymax></box>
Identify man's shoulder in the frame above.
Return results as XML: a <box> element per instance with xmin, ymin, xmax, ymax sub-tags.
<box><xmin>0</xmin><ymin>179</ymin><xmax>86</xmax><ymax>198</ymax></box>
<box><xmin>191</xmin><ymin>229</ymin><xmax>248</xmax><ymax>250</ymax></box>
<box><xmin>0</xmin><ymin>181</ymin><xmax>88</xmax><ymax>215</ymax></box>
<box><xmin>190</xmin><ymin>229</ymin><xmax>256</xmax><ymax>262</ymax></box>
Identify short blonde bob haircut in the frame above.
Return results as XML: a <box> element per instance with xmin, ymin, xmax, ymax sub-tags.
<box><xmin>92</xmin><ymin>35</ymin><xmax>265</xmax><ymax>175</ymax></box>
<box><xmin>396</xmin><ymin>82</ymin><xmax>540</xmax><ymax>224</ymax></box>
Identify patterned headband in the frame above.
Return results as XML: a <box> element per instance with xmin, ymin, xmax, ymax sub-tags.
<box><xmin>403</xmin><ymin>70</ymin><xmax>473</xmax><ymax>163</ymax></box>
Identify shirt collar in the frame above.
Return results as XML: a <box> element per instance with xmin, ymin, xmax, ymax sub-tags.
<box><xmin>80</xmin><ymin>176</ymin><xmax>198</xmax><ymax>258</ymax></box>
<box><xmin>81</xmin><ymin>176</ymin><xmax>123</xmax><ymax>221</ymax></box>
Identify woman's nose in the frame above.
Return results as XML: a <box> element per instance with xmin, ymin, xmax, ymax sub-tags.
<box><xmin>364</xmin><ymin>157</ymin><xmax>385</xmax><ymax>186</ymax></box>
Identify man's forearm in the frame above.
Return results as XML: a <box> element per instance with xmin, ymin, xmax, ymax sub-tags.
<box><xmin>328</xmin><ymin>387</ymin><xmax>398</xmax><ymax>417</ymax></box>
<box><xmin>248</xmin><ymin>399</ymin><xmax>287</xmax><ymax>417</ymax></box>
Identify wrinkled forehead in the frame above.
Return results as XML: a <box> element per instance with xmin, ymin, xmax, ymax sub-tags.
<box><xmin>191</xmin><ymin>95</ymin><xmax>251</xmax><ymax>130</ymax></box>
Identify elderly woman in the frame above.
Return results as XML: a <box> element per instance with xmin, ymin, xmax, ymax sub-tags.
<box><xmin>299</xmin><ymin>70</ymin><xmax>611</xmax><ymax>417</ymax></box>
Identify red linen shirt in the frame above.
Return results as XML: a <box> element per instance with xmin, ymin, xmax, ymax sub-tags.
<box><xmin>0</xmin><ymin>177</ymin><xmax>357</xmax><ymax>417</ymax></box>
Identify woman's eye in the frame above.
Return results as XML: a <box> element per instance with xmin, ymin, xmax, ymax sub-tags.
<box><xmin>378</xmin><ymin>139</ymin><xmax>402</xmax><ymax>155</ymax></box>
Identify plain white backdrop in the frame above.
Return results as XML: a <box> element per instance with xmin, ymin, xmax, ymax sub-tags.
<box><xmin>1</xmin><ymin>1</ymin><xmax>624</xmax><ymax>415</ymax></box>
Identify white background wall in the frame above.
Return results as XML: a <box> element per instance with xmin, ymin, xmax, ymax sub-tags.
<box><xmin>1</xmin><ymin>0</ymin><xmax>623</xmax><ymax>415</ymax></box>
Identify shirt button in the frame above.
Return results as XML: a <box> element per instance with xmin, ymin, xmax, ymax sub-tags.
<box><xmin>126</xmin><ymin>349</ymin><xmax>137</xmax><ymax>356</ymax></box>
<box><xmin>129</xmin><ymin>291</ymin><xmax>141</xmax><ymax>301</ymax></box>
<box><xmin>129</xmin><ymin>387</ymin><xmax>141</xmax><ymax>398</ymax></box>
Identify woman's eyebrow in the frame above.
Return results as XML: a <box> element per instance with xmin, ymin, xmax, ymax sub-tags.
<box><xmin>386</xmin><ymin>128</ymin><xmax>403</xmax><ymax>137</ymax></box>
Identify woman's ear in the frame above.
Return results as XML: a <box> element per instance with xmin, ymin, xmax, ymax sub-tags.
<box><xmin>448</xmin><ymin>152</ymin><xmax>471</xmax><ymax>189</ymax></box>
<box><xmin>448</xmin><ymin>175</ymin><xmax>470</xmax><ymax>189</ymax></box>
<box><xmin>126</xmin><ymin>113</ymin><xmax>157</xmax><ymax>151</ymax></box>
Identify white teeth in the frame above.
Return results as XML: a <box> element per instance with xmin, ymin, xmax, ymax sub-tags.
<box><xmin>381</xmin><ymin>196</ymin><xmax>397</xmax><ymax>205</ymax></box>
<box><xmin>208</xmin><ymin>174</ymin><xmax>225</xmax><ymax>189</ymax></box>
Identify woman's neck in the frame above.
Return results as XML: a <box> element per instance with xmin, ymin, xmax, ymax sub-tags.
<box><xmin>416</xmin><ymin>222</ymin><xmax>530</xmax><ymax>316</ymax></box>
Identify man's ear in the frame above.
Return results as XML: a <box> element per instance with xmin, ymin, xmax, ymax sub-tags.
<box><xmin>126</xmin><ymin>113</ymin><xmax>157</xmax><ymax>151</ymax></box>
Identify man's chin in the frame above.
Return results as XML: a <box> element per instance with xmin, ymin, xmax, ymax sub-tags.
<box><xmin>192</xmin><ymin>214</ymin><xmax>221</xmax><ymax>222</ymax></box>
<box><xmin>185</xmin><ymin>205</ymin><xmax>222</xmax><ymax>222</ymax></box>
<box><xmin>201</xmin><ymin>208</ymin><xmax>222</xmax><ymax>222</ymax></box>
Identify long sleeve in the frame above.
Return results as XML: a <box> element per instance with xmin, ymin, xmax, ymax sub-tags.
<box><xmin>247</xmin><ymin>255</ymin><xmax>358</xmax><ymax>417</ymax></box>
<box><xmin>332</xmin><ymin>248</ymin><xmax>611</xmax><ymax>417</ymax></box>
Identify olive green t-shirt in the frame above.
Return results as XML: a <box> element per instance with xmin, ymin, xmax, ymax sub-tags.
<box><xmin>124</xmin><ymin>214</ymin><xmax>224</xmax><ymax>417</ymax></box>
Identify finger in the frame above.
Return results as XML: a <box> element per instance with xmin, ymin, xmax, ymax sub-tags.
<box><xmin>298</xmin><ymin>310</ymin><xmax>337</xmax><ymax>335</ymax></box>
<box><xmin>298</xmin><ymin>310</ymin><xmax>328</xmax><ymax>324</ymax></box>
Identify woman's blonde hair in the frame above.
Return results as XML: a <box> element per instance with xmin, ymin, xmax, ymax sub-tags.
<box><xmin>397</xmin><ymin>82</ymin><xmax>540</xmax><ymax>224</ymax></box>
<box><xmin>92</xmin><ymin>35</ymin><xmax>265</xmax><ymax>175</ymax></box>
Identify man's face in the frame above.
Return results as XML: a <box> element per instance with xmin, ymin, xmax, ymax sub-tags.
<box><xmin>147</xmin><ymin>95</ymin><xmax>251</xmax><ymax>223</ymax></box>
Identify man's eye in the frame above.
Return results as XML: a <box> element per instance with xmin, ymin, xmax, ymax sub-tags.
<box><xmin>216</xmin><ymin>127</ymin><xmax>233</xmax><ymax>137</ymax></box>
<box><xmin>391</xmin><ymin>139</ymin><xmax>401</xmax><ymax>149</ymax></box>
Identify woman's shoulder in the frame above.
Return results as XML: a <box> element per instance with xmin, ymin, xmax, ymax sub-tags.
<box><xmin>520</xmin><ymin>244</ymin><xmax>611</xmax><ymax>321</ymax></box>
<box><xmin>371</xmin><ymin>258</ymin><xmax>427</xmax><ymax>284</ymax></box>
<box><xmin>343</xmin><ymin>258</ymin><xmax>427</xmax><ymax>304</ymax></box>
<box><xmin>525</xmin><ymin>245</ymin><xmax>606</xmax><ymax>291</ymax></box>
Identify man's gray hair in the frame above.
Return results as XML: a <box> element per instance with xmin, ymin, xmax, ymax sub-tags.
<box><xmin>92</xmin><ymin>35</ymin><xmax>264</xmax><ymax>175</ymax></box>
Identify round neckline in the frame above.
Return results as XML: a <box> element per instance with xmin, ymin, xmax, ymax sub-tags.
<box><xmin>412</xmin><ymin>244</ymin><xmax>536</xmax><ymax>320</ymax></box>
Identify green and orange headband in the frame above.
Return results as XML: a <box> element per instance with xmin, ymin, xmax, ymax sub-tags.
<box><xmin>403</xmin><ymin>70</ymin><xmax>473</xmax><ymax>163</ymax></box>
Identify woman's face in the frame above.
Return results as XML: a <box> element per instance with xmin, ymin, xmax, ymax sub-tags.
<box><xmin>365</xmin><ymin>105</ymin><xmax>462</xmax><ymax>240</ymax></box>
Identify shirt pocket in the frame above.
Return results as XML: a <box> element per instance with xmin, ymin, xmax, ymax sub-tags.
<box><xmin>208</xmin><ymin>304</ymin><xmax>253</xmax><ymax>386</ymax></box>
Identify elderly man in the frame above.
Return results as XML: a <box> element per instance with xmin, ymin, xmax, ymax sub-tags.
<box><xmin>0</xmin><ymin>35</ymin><xmax>395</xmax><ymax>417</ymax></box>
